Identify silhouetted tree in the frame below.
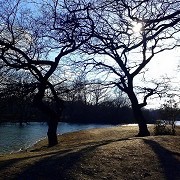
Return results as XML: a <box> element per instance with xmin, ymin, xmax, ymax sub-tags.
<box><xmin>159</xmin><ymin>95</ymin><xmax>180</xmax><ymax>135</ymax></box>
<box><xmin>88</xmin><ymin>81</ymin><xmax>111</xmax><ymax>106</ymax></box>
<box><xmin>80</xmin><ymin>0</ymin><xmax>180</xmax><ymax>136</ymax></box>
<box><xmin>0</xmin><ymin>0</ymin><xmax>94</xmax><ymax>146</ymax></box>
<box><xmin>0</xmin><ymin>70</ymin><xmax>37</xmax><ymax>124</ymax></box>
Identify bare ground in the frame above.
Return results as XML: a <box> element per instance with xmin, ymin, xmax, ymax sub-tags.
<box><xmin>0</xmin><ymin>125</ymin><xmax>180</xmax><ymax>180</ymax></box>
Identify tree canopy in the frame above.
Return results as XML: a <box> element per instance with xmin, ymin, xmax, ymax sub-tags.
<box><xmin>0</xmin><ymin>0</ymin><xmax>180</xmax><ymax>142</ymax></box>
<box><xmin>0</xmin><ymin>0</ymin><xmax>95</xmax><ymax>146</ymax></box>
<box><xmin>78</xmin><ymin>0</ymin><xmax>180</xmax><ymax>135</ymax></box>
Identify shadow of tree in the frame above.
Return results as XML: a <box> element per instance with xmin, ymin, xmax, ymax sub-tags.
<box><xmin>2</xmin><ymin>137</ymin><xmax>179</xmax><ymax>180</ymax></box>
<box><xmin>14</xmin><ymin>137</ymin><xmax>131</xmax><ymax>180</ymax></box>
<box><xmin>143</xmin><ymin>139</ymin><xmax>180</xmax><ymax>180</ymax></box>
<box><xmin>0</xmin><ymin>149</ymin><xmax>74</xmax><ymax>168</ymax></box>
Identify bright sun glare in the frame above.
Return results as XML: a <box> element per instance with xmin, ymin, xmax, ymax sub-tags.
<box><xmin>132</xmin><ymin>22</ymin><xmax>142</xmax><ymax>33</ymax></box>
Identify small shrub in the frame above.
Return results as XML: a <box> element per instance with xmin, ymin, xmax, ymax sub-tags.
<box><xmin>154</xmin><ymin>120</ymin><xmax>176</xmax><ymax>135</ymax></box>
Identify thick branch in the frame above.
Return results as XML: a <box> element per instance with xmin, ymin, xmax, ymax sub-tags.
<box><xmin>139</xmin><ymin>88</ymin><xmax>155</xmax><ymax>108</ymax></box>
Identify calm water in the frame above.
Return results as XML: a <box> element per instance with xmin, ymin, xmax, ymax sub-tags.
<box><xmin>0</xmin><ymin>121</ymin><xmax>179</xmax><ymax>155</ymax></box>
<box><xmin>0</xmin><ymin>122</ymin><xmax>111</xmax><ymax>154</ymax></box>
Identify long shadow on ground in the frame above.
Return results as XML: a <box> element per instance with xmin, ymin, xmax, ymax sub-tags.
<box><xmin>1</xmin><ymin>137</ymin><xmax>180</xmax><ymax>180</ymax></box>
<box><xmin>14</xmin><ymin>138</ymin><xmax>131</xmax><ymax>180</ymax></box>
<box><xmin>143</xmin><ymin>139</ymin><xmax>180</xmax><ymax>180</ymax></box>
<box><xmin>0</xmin><ymin>149</ymin><xmax>71</xmax><ymax>171</ymax></box>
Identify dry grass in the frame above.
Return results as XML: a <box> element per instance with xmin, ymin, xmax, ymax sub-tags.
<box><xmin>0</xmin><ymin>125</ymin><xmax>180</xmax><ymax>180</ymax></box>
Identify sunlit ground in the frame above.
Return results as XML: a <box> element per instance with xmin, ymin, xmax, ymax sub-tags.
<box><xmin>0</xmin><ymin>125</ymin><xmax>179</xmax><ymax>180</ymax></box>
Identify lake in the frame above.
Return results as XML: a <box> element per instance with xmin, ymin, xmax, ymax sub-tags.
<box><xmin>0</xmin><ymin>122</ymin><xmax>111</xmax><ymax>154</ymax></box>
<box><xmin>0</xmin><ymin>121</ymin><xmax>179</xmax><ymax>155</ymax></box>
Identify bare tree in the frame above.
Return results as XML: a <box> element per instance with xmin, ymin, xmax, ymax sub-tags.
<box><xmin>80</xmin><ymin>0</ymin><xmax>180</xmax><ymax>136</ymax></box>
<box><xmin>158</xmin><ymin>94</ymin><xmax>179</xmax><ymax>135</ymax></box>
<box><xmin>0</xmin><ymin>0</ymin><xmax>94</xmax><ymax>146</ymax></box>
<box><xmin>0</xmin><ymin>69</ymin><xmax>37</xmax><ymax>123</ymax></box>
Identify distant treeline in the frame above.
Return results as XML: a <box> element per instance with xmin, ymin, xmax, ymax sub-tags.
<box><xmin>0</xmin><ymin>79</ymin><xmax>164</xmax><ymax>125</ymax></box>
<box><xmin>63</xmin><ymin>101</ymin><xmax>159</xmax><ymax>124</ymax></box>
<box><xmin>0</xmin><ymin>97</ymin><xmax>159</xmax><ymax>125</ymax></box>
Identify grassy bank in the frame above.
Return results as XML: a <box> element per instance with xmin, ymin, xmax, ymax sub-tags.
<box><xmin>0</xmin><ymin>125</ymin><xmax>180</xmax><ymax>180</ymax></box>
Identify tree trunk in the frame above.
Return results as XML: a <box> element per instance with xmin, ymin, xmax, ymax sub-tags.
<box><xmin>34</xmin><ymin>83</ymin><xmax>60</xmax><ymax>147</ymax></box>
<box><xmin>37</xmin><ymin>101</ymin><xmax>59</xmax><ymax>147</ymax></box>
<box><xmin>127</xmin><ymin>89</ymin><xmax>150</xmax><ymax>136</ymax></box>
<box><xmin>132</xmin><ymin>104</ymin><xmax>150</xmax><ymax>136</ymax></box>
<box><xmin>47</xmin><ymin>118</ymin><xmax>58</xmax><ymax>147</ymax></box>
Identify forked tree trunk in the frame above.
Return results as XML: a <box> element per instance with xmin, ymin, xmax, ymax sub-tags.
<box><xmin>34</xmin><ymin>83</ymin><xmax>61</xmax><ymax>147</ymax></box>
